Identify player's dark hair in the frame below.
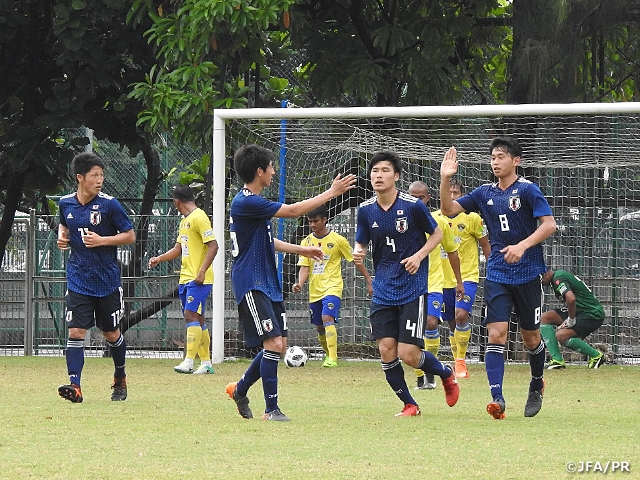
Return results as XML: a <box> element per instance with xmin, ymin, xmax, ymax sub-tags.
<box><xmin>307</xmin><ymin>204</ymin><xmax>328</xmax><ymax>219</ymax></box>
<box><xmin>449</xmin><ymin>177</ymin><xmax>465</xmax><ymax>193</ymax></box>
<box><xmin>172</xmin><ymin>185</ymin><xmax>195</xmax><ymax>202</ymax></box>
<box><xmin>71</xmin><ymin>152</ymin><xmax>105</xmax><ymax>178</ymax></box>
<box><xmin>490</xmin><ymin>136</ymin><xmax>522</xmax><ymax>158</ymax></box>
<box><xmin>368</xmin><ymin>149</ymin><xmax>402</xmax><ymax>176</ymax></box>
<box><xmin>234</xmin><ymin>145</ymin><xmax>275</xmax><ymax>184</ymax></box>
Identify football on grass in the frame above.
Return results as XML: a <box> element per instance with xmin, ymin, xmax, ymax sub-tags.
<box><xmin>284</xmin><ymin>346</ymin><xmax>308</xmax><ymax>367</ymax></box>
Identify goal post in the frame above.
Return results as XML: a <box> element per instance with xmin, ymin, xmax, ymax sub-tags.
<box><xmin>211</xmin><ymin>102</ymin><xmax>640</xmax><ymax>365</ymax></box>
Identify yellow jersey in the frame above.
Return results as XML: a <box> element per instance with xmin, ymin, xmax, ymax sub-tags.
<box><xmin>428</xmin><ymin>213</ymin><xmax>459</xmax><ymax>293</ymax></box>
<box><xmin>177</xmin><ymin>208</ymin><xmax>216</xmax><ymax>284</ymax></box>
<box><xmin>434</xmin><ymin>209</ymin><xmax>487</xmax><ymax>287</ymax></box>
<box><xmin>297</xmin><ymin>230</ymin><xmax>354</xmax><ymax>303</ymax></box>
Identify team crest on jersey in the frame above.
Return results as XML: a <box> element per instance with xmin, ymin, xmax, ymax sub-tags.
<box><xmin>90</xmin><ymin>211</ymin><xmax>101</xmax><ymax>225</ymax></box>
<box><xmin>397</xmin><ymin>209</ymin><xmax>404</xmax><ymax>215</ymax></box>
<box><xmin>327</xmin><ymin>243</ymin><xmax>334</xmax><ymax>249</ymax></box>
<box><xmin>262</xmin><ymin>318</ymin><xmax>274</xmax><ymax>332</ymax></box>
<box><xmin>457</xmin><ymin>223</ymin><xmax>465</xmax><ymax>231</ymax></box>
<box><xmin>396</xmin><ymin>217</ymin><xmax>408</xmax><ymax>233</ymax></box>
<box><xmin>92</xmin><ymin>204</ymin><xmax>99</xmax><ymax>209</ymax></box>
<box><xmin>508</xmin><ymin>196</ymin><xmax>521</xmax><ymax>211</ymax></box>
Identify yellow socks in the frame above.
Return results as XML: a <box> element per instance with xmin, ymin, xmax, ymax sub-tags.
<box><xmin>186</xmin><ymin>323</ymin><xmax>203</xmax><ymax>360</ymax></box>
<box><xmin>325</xmin><ymin>324</ymin><xmax>338</xmax><ymax>361</ymax></box>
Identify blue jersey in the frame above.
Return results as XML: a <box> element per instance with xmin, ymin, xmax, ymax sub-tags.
<box><xmin>355</xmin><ymin>191</ymin><xmax>438</xmax><ymax>305</ymax></box>
<box><xmin>456</xmin><ymin>176</ymin><xmax>552</xmax><ymax>284</ymax></box>
<box><xmin>59</xmin><ymin>192</ymin><xmax>134</xmax><ymax>297</ymax></box>
<box><xmin>229</xmin><ymin>189</ymin><xmax>283</xmax><ymax>304</ymax></box>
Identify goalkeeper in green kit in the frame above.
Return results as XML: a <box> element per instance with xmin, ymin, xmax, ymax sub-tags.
<box><xmin>540</xmin><ymin>269</ymin><xmax>605</xmax><ymax>369</ymax></box>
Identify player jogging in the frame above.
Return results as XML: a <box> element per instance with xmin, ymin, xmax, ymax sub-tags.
<box><xmin>440</xmin><ymin>136</ymin><xmax>557</xmax><ymax>419</ymax></box>
<box><xmin>57</xmin><ymin>152</ymin><xmax>135</xmax><ymax>403</ymax></box>
<box><xmin>407</xmin><ymin>181</ymin><xmax>463</xmax><ymax>390</ymax></box>
<box><xmin>292</xmin><ymin>204</ymin><xmax>372</xmax><ymax>367</ymax></box>
<box><xmin>148</xmin><ymin>185</ymin><xmax>219</xmax><ymax>374</ymax></box>
<box><xmin>540</xmin><ymin>269</ymin><xmax>605</xmax><ymax>369</ymax></box>
<box><xmin>353</xmin><ymin>149</ymin><xmax>459</xmax><ymax>417</ymax></box>
<box><xmin>225</xmin><ymin>144</ymin><xmax>355</xmax><ymax>421</ymax></box>
<box><xmin>437</xmin><ymin>177</ymin><xmax>491</xmax><ymax>379</ymax></box>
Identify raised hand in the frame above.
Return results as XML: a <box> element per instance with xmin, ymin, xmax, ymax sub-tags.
<box><xmin>440</xmin><ymin>147</ymin><xmax>458</xmax><ymax>179</ymax></box>
<box><xmin>328</xmin><ymin>173</ymin><xmax>357</xmax><ymax>197</ymax></box>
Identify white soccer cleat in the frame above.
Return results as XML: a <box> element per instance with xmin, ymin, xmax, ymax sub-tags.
<box><xmin>173</xmin><ymin>358</ymin><xmax>194</xmax><ymax>374</ymax></box>
<box><xmin>193</xmin><ymin>364</ymin><xmax>215</xmax><ymax>375</ymax></box>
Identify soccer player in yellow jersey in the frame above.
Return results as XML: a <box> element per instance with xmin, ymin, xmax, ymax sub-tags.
<box><xmin>148</xmin><ymin>185</ymin><xmax>218</xmax><ymax>374</ymax></box>
<box><xmin>408</xmin><ymin>182</ymin><xmax>464</xmax><ymax>389</ymax></box>
<box><xmin>292</xmin><ymin>205</ymin><xmax>372</xmax><ymax>367</ymax></box>
<box><xmin>437</xmin><ymin>178</ymin><xmax>491</xmax><ymax>379</ymax></box>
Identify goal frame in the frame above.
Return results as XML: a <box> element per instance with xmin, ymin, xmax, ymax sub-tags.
<box><xmin>210</xmin><ymin>102</ymin><xmax>640</xmax><ymax>363</ymax></box>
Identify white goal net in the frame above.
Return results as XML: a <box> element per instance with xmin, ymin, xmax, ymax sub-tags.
<box><xmin>211</xmin><ymin>104</ymin><xmax>640</xmax><ymax>366</ymax></box>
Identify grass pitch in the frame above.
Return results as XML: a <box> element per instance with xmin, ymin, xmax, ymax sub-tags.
<box><xmin>0</xmin><ymin>357</ymin><xmax>637</xmax><ymax>479</ymax></box>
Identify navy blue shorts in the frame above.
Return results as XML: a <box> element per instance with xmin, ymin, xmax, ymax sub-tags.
<box><xmin>483</xmin><ymin>276</ymin><xmax>544</xmax><ymax>330</ymax></box>
<box><xmin>442</xmin><ymin>282</ymin><xmax>479</xmax><ymax>321</ymax></box>
<box><xmin>369</xmin><ymin>295</ymin><xmax>426</xmax><ymax>347</ymax></box>
<box><xmin>309</xmin><ymin>295</ymin><xmax>341</xmax><ymax>326</ymax></box>
<box><xmin>65</xmin><ymin>288</ymin><xmax>124</xmax><ymax>332</ymax></box>
<box><xmin>237</xmin><ymin>290</ymin><xmax>288</xmax><ymax>348</ymax></box>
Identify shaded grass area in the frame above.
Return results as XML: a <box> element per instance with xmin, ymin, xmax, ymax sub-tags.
<box><xmin>0</xmin><ymin>357</ymin><xmax>637</xmax><ymax>479</ymax></box>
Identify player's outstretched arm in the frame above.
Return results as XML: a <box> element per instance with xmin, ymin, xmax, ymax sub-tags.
<box><xmin>275</xmin><ymin>174</ymin><xmax>356</xmax><ymax>218</ymax></box>
<box><xmin>440</xmin><ymin>147</ymin><xmax>465</xmax><ymax>217</ymax></box>
<box><xmin>274</xmin><ymin>238</ymin><xmax>323</xmax><ymax>262</ymax></box>
<box><xmin>148</xmin><ymin>243</ymin><xmax>181</xmax><ymax>268</ymax></box>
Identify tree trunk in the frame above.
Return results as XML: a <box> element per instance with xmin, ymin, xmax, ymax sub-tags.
<box><xmin>120</xmin><ymin>138</ymin><xmax>168</xmax><ymax>334</ymax></box>
<box><xmin>0</xmin><ymin>172</ymin><xmax>26</xmax><ymax>266</ymax></box>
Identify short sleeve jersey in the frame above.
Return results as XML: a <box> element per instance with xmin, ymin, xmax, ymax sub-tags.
<box><xmin>177</xmin><ymin>208</ymin><xmax>216</xmax><ymax>285</ymax></box>
<box><xmin>355</xmin><ymin>191</ymin><xmax>438</xmax><ymax>305</ymax></box>
<box><xmin>58</xmin><ymin>192</ymin><xmax>134</xmax><ymax>297</ymax></box>
<box><xmin>297</xmin><ymin>230</ymin><xmax>353</xmax><ymax>303</ymax></box>
<box><xmin>456</xmin><ymin>177</ymin><xmax>552</xmax><ymax>285</ymax></box>
<box><xmin>550</xmin><ymin>270</ymin><xmax>605</xmax><ymax>319</ymax></box>
<box><xmin>427</xmin><ymin>214</ymin><xmax>458</xmax><ymax>294</ymax></box>
<box><xmin>229</xmin><ymin>188</ymin><xmax>283</xmax><ymax>304</ymax></box>
<box><xmin>435</xmin><ymin>210</ymin><xmax>487</xmax><ymax>287</ymax></box>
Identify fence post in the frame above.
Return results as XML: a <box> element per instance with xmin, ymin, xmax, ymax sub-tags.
<box><xmin>24</xmin><ymin>210</ymin><xmax>35</xmax><ymax>356</ymax></box>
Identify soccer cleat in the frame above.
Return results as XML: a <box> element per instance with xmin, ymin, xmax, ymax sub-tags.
<box><xmin>111</xmin><ymin>377</ymin><xmax>127</xmax><ymax>401</ymax></box>
<box><xmin>263</xmin><ymin>408</ymin><xmax>291</xmax><ymax>421</ymax></box>
<box><xmin>414</xmin><ymin>374</ymin><xmax>427</xmax><ymax>390</ymax></box>
<box><xmin>441</xmin><ymin>365</ymin><xmax>459</xmax><ymax>407</ymax></box>
<box><xmin>173</xmin><ymin>358</ymin><xmax>194</xmax><ymax>374</ymax></box>
<box><xmin>425</xmin><ymin>373</ymin><xmax>437</xmax><ymax>389</ymax></box>
<box><xmin>588</xmin><ymin>352</ymin><xmax>605</xmax><ymax>369</ymax></box>
<box><xmin>193</xmin><ymin>364</ymin><xmax>215</xmax><ymax>375</ymax></box>
<box><xmin>322</xmin><ymin>358</ymin><xmax>338</xmax><ymax>368</ymax></box>
<box><xmin>524</xmin><ymin>382</ymin><xmax>545</xmax><ymax>418</ymax></box>
<box><xmin>547</xmin><ymin>359</ymin><xmax>566</xmax><ymax>370</ymax></box>
<box><xmin>225</xmin><ymin>382</ymin><xmax>253</xmax><ymax>419</ymax></box>
<box><xmin>394</xmin><ymin>403</ymin><xmax>421</xmax><ymax>417</ymax></box>
<box><xmin>486</xmin><ymin>398</ymin><xmax>506</xmax><ymax>420</ymax></box>
<box><xmin>58</xmin><ymin>384</ymin><xmax>83</xmax><ymax>403</ymax></box>
<box><xmin>455</xmin><ymin>359</ymin><xmax>469</xmax><ymax>378</ymax></box>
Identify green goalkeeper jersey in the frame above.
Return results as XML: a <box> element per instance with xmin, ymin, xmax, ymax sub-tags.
<box><xmin>550</xmin><ymin>270</ymin><xmax>605</xmax><ymax>319</ymax></box>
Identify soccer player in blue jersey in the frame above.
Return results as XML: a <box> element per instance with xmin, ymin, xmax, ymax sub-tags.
<box><xmin>57</xmin><ymin>152</ymin><xmax>135</xmax><ymax>403</ymax></box>
<box><xmin>440</xmin><ymin>137</ymin><xmax>557</xmax><ymax>419</ymax></box>
<box><xmin>225</xmin><ymin>144</ymin><xmax>356</xmax><ymax>421</ymax></box>
<box><xmin>353</xmin><ymin>150</ymin><xmax>460</xmax><ymax>417</ymax></box>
